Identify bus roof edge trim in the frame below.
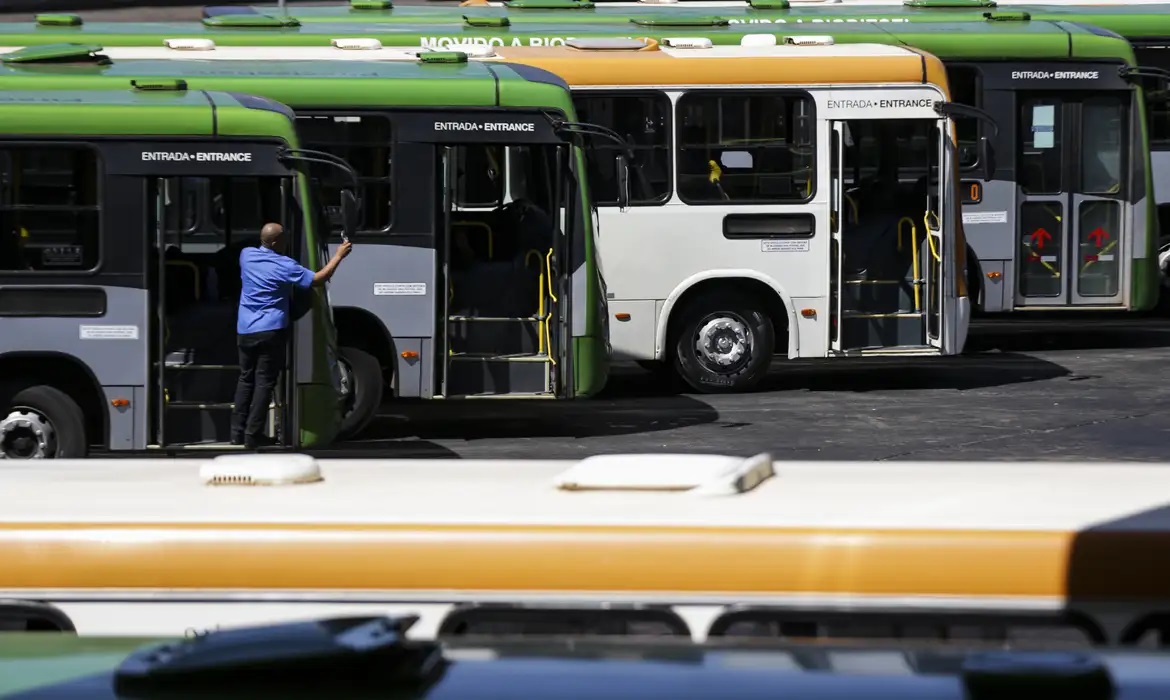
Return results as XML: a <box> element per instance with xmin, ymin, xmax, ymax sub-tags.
<box><xmin>554</xmin><ymin>452</ymin><xmax>775</xmax><ymax>496</ymax></box>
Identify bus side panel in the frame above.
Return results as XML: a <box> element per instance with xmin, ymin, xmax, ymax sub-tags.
<box><xmin>0</xmin><ymin>168</ymin><xmax>149</xmax><ymax>451</ymax></box>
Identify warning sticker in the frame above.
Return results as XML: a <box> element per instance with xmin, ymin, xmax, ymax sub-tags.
<box><xmin>374</xmin><ymin>282</ymin><xmax>427</xmax><ymax>296</ymax></box>
<box><xmin>79</xmin><ymin>325</ymin><xmax>139</xmax><ymax>340</ymax></box>
<box><xmin>761</xmin><ymin>240</ymin><xmax>811</xmax><ymax>253</ymax></box>
<box><xmin>962</xmin><ymin>211</ymin><xmax>1008</xmax><ymax>225</ymax></box>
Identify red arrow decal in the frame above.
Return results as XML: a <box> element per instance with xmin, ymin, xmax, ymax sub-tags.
<box><xmin>1029</xmin><ymin>228</ymin><xmax>1052</xmax><ymax>250</ymax></box>
<box><xmin>1088</xmin><ymin>227</ymin><xmax>1109</xmax><ymax>247</ymax></box>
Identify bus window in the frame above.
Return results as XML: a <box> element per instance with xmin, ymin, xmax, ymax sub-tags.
<box><xmin>674</xmin><ymin>91</ymin><xmax>815</xmax><ymax>204</ymax></box>
<box><xmin>1134</xmin><ymin>47</ymin><xmax>1170</xmax><ymax>148</ymax></box>
<box><xmin>572</xmin><ymin>91</ymin><xmax>672</xmax><ymax>206</ymax></box>
<box><xmin>0</xmin><ymin>145</ymin><xmax>100</xmax><ymax>272</ymax></box>
<box><xmin>296</xmin><ymin>113</ymin><xmax>393</xmax><ymax>236</ymax></box>
<box><xmin>947</xmin><ymin>66</ymin><xmax>982</xmax><ymax>170</ymax></box>
<box><xmin>454</xmin><ymin>145</ymin><xmax>504</xmax><ymax>209</ymax></box>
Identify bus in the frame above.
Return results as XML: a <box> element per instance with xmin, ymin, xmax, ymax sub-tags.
<box><xmin>0</xmin><ymin>87</ymin><xmax>356</xmax><ymax>459</ymax></box>
<box><xmin>0</xmin><ymin>41</ymin><xmax>976</xmax><ymax>392</ymax></box>
<box><xmin>0</xmin><ymin>18</ymin><xmax>1153</xmax><ymax>321</ymax></box>
<box><xmin>1</xmin><ymin>451</ymin><xmax>1168</xmax><ymax>647</ymax></box>
<box><xmin>0</xmin><ymin>48</ymin><xmax>613</xmax><ymax>428</ymax></box>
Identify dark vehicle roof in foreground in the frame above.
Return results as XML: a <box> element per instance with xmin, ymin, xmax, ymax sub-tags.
<box><xmin>2</xmin><ymin>616</ymin><xmax>1170</xmax><ymax>700</ymax></box>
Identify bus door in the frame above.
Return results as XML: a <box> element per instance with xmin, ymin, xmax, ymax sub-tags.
<box><xmin>829</xmin><ymin>117</ymin><xmax>948</xmax><ymax>354</ymax></box>
<box><xmin>1015</xmin><ymin>93</ymin><xmax>1129</xmax><ymax>308</ymax></box>
<box><xmin>421</xmin><ymin>114</ymin><xmax>571</xmax><ymax>399</ymax></box>
<box><xmin>148</xmin><ymin>172</ymin><xmax>296</xmax><ymax>449</ymax></box>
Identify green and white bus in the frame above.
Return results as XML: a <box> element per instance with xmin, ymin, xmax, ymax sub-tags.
<box><xmin>0</xmin><ymin>15</ymin><xmax>1155</xmax><ymax>317</ymax></box>
<box><xmin>0</xmin><ymin>86</ymin><xmax>355</xmax><ymax>459</ymax></box>
<box><xmin>0</xmin><ymin>46</ymin><xmax>614</xmax><ymax>437</ymax></box>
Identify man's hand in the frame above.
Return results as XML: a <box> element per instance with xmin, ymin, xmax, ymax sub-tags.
<box><xmin>335</xmin><ymin>240</ymin><xmax>354</xmax><ymax>261</ymax></box>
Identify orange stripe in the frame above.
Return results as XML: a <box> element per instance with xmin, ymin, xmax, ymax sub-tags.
<box><xmin>492</xmin><ymin>52</ymin><xmax>938</xmax><ymax>87</ymax></box>
<box><xmin>1</xmin><ymin>523</ymin><xmax>1166</xmax><ymax>600</ymax></box>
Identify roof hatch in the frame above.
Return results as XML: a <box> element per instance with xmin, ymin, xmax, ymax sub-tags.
<box><xmin>463</xmin><ymin>15</ymin><xmax>510</xmax><ymax>27</ymax></box>
<box><xmin>565</xmin><ymin>37</ymin><xmax>654</xmax><ymax>51</ymax></box>
<box><xmin>201</xmin><ymin>14</ymin><xmax>302</xmax><ymax>28</ymax></box>
<box><xmin>905</xmin><ymin>0</ymin><xmax>996</xmax><ymax>7</ymax></box>
<box><xmin>983</xmin><ymin>10</ymin><xmax>1030</xmax><ymax>21</ymax></box>
<box><xmin>0</xmin><ymin>43</ymin><xmax>107</xmax><ymax>65</ymax></box>
<box><xmin>629</xmin><ymin>16</ymin><xmax>730</xmax><ymax>27</ymax></box>
<box><xmin>200</xmin><ymin>453</ymin><xmax>322</xmax><ymax>486</ymax></box>
<box><xmin>419</xmin><ymin>51</ymin><xmax>470</xmax><ymax>64</ymax></box>
<box><xmin>748</xmin><ymin>0</ymin><xmax>791</xmax><ymax>9</ymax></box>
<box><xmin>35</xmin><ymin>13</ymin><xmax>82</xmax><ymax>27</ymax></box>
<box><xmin>505</xmin><ymin>0</ymin><xmax>595</xmax><ymax>8</ymax></box>
<box><xmin>554</xmin><ymin>452</ymin><xmax>774</xmax><ymax>496</ymax></box>
<box><xmin>351</xmin><ymin>0</ymin><xmax>394</xmax><ymax>9</ymax></box>
<box><xmin>423</xmin><ymin>44</ymin><xmax>498</xmax><ymax>58</ymax></box>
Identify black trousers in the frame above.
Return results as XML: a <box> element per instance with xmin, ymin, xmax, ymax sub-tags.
<box><xmin>230</xmin><ymin>329</ymin><xmax>287</xmax><ymax>441</ymax></box>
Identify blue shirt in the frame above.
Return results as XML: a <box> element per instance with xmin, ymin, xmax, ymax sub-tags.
<box><xmin>237</xmin><ymin>245</ymin><xmax>315</xmax><ymax>335</ymax></box>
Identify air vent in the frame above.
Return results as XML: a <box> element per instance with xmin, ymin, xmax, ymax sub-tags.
<box><xmin>906</xmin><ymin>0</ymin><xmax>996</xmax><ymax>6</ymax></box>
<box><xmin>749</xmin><ymin>0</ymin><xmax>791</xmax><ymax>8</ymax></box>
<box><xmin>351</xmin><ymin>0</ymin><xmax>394</xmax><ymax>8</ymax></box>
<box><xmin>463</xmin><ymin>14</ymin><xmax>510</xmax><ymax>27</ymax></box>
<box><xmin>554</xmin><ymin>452</ymin><xmax>774</xmax><ymax>496</ymax></box>
<box><xmin>785</xmin><ymin>35</ymin><xmax>835</xmax><ymax>45</ymax></box>
<box><xmin>164</xmin><ymin>38</ymin><xmax>216</xmax><ymax>51</ymax></box>
<box><xmin>200</xmin><ymin>453</ymin><xmax>323</xmax><ymax>486</ymax></box>
<box><xmin>662</xmin><ymin>37</ymin><xmax>714</xmax><ymax>49</ymax></box>
<box><xmin>201</xmin><ymin>14</ymin><xmax>302</xmax><ymax>28</ymax></box>
<box><xmin>740</xmin><ymin>34</ymin><xmax>777</xmax><ymax>47</ymax></box>
<box><xmin>427</xmin><ymin>43</ymin><xmax>498</xmax><ymax>58</ymax></box>
<box><xmin>332</xmin><ymin>37</ymin><xmax>384</xmax><ymax>50</ymax></box>
<box><xmin>0</xmin><ymin>43</ymin><xmax>107</xmax><ymax>65</ymax></box>
<box><xmin>565</xmin><ymin>37</ymin><xmax>653</xmax><ymax>51</ymax></box>
<box><xmin>505</xmin><ymin>0</ymin><xmax>595</xmax><ymax>7</ymax></box>
<box><xmin>35</xmin><ymin>13</ymin><xmax>82</xmax><ymax>27</ymax></box>
<box><xmin>420</xmin><ymin>51</ymin><xmax>470</xmax><ymax>64</ymax></box>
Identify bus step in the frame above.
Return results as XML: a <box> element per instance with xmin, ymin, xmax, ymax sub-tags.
<box><xmin>163</xmin><ymin>404</ymin><xmax>278</xmax><ymax>446</ymax></box>
<box><xmin>446</xmin><ymin>354</ymin><xmax>550</xmax><ymax>396</ymax></box>
<box><xmin>448</xmin><ymin>317</ymin><xmax>540</xmax><ymax>356</ymax></box>
<box><xmin>162</xmin><ymin>361</ymin><xmax>241</xmax><ymax>403</ymax></box>
<box><xmin>448</xmin><ymin>353</ymin><xmax>550</xmax><ymax>362</ymax></box>
<box><xmin>841</xmin><ymin>278</ymin><xmax>920</xmax><ymax>314</ymax></box>
<box><xmin>447</xmin><ymin>315</ymin><xmax>542</xmax><ymax>323</ymax></box>
<box><xmin>841</xmin><ymin>314</ymin><xmax>925</xmax><ymax>350</ymax></box>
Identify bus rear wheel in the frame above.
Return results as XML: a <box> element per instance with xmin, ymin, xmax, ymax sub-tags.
<box><xmin>0</xmin><ymin>385</ymin><xmax>86</xmax><ymax>459</ymax></box>
<box><xmin>337</xmin><ymin>346</ymin><xmax>383</xmax><ymax>441</ymax></box>
<box><xmin>671</xmin><ymin>291</ymin><xmax>774</xmax><ymax>394</ymax></box>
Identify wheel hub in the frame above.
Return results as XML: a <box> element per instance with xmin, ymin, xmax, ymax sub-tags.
<box><xmin>695</xmin><ymin>316</ymin><xmax>752</xmax><ymax>371</ymax></box>
<box><xmin>0</xmin><ymin>408</ymin><xmax>56</xmax><ymax>459</ymax></box>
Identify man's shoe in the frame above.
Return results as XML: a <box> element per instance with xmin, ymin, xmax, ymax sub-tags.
<box><xmin>243</xmin><ymin>434</ymin><xmax>277</xmax><ymax>449</ymax></box>
<box><xmin>229</xmin><ymin>434</ymin><xmax>244</xmax><ymax>446</ymax></box>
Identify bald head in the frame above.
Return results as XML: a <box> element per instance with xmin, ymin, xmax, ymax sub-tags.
<box><xmin>260</xmin><ymin>223</ymin><xmax>284</xmax><ymax>249</ymax></box>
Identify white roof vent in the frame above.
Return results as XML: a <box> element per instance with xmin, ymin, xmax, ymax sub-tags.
<box><xmin>200</xmin><ymin>453</ymin><xmax>323</xmax><ymax>487</ymax></box>
<box><xmin>554</xmin><ymin>452</ymin><xmax>774</xmax><ymax>496</ymax></box>
<box><xmin>433</xmin><ymin>43</ymin><xmax>498</xmax><ymax>58</ymax></box>
<box><xmin>785</xmin><ymin>35</ymin><xmax>836</xmax><ymax>46</ymax></box>
<box><xmin>740</xmin><ymin>34</ymin><xmax>778</xmax><ymax>47</ymax></box>
<box><xmin>662</xmin><ymin>37</ymin><xmax>714</xmax><ymax>50</ymax></box>
<box><xmin>332</xmin><ymin>37</ymin><xmax>383</xmax><ymax>50</ymax></box>
<box><xmin>640</xmin><ymin>0</ymin><xmax>679</xmax><ymax>4</ymax></box>
<box><xmin>164</xmin><ymin>38</ymin><xmax>216</xmax><ymax>51</ymax></box>
<box><xmin>565</xmin><ymin>37</ymin><xmax>650</xmax><ymax>51</ymax></box>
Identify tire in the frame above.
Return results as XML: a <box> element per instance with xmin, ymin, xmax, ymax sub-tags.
<box><xmin>1</xmin><ymin>385</ymin><xmax>87</xmax><ymax>459</ymax></box>
<box><xmin>670</xmin><ymin>290</ymin><xmax>775</xmax><ymax>394</ymax></box>
<box><xmin>336</xmin><ymin>346</ymin><xmax>383</xmax><ymax>441</ymax></box>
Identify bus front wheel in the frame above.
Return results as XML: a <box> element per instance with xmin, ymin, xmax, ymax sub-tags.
<box><xmin>0</xmin><ymin>385</ymin><xmax>86</xmax><ymax>459</ymax></box>
<box><xmin>337</xmin><ymin>346</ymin><xmax>383</xmax><ymax>441</ymax></box>
<box><xmin>670</xmin><ymin>291</ymin><xmax>774</xmax><ymax>394</ymax></box>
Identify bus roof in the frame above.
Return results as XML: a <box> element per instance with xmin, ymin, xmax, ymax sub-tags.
<box><xmin>0</xmin><ymin>42</ymin><xmax>951</xmax><ymax>89</ymax></box>
<box><xmin>1</xmin><ymin>454</ymin><xmax>1168</xmax><ymax>600</ymax></box>
<box><xmin>0</xmin><ymin>48</ymin><xmax>577</xmax><ymax>111</ymax></box>
<box><xmin>209</xmin><ymin>0</ymin><xmax>1170</xmax><ymax>38</ymax></box>
<box><xmin>0</xmin><ymin>87</ymin><xmax>299</xmax><ymax>140</ymax></box>
<box><xmin>0</xmin><ymin>17</ymin><xmax>1137</xmax><ymax>63</ymax></box>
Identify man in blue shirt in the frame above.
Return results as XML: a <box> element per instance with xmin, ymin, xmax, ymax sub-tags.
<box><xmin>231</xmin><ymin>222</ymin><xmax>352</xmax><ymax>448</ymax></box>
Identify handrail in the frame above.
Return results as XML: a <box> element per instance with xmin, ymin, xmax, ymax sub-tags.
<box><xmin>544</xmin><ymin>248</ymin><xmax>558</xmax><ymax>365</ymax></box>
<box><xmin>898</xmin><ymin>217</ymin><xmax>922</xmax><ymax>313</ymax></box>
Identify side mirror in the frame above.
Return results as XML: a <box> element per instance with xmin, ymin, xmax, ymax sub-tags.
<box><xmin>615</xmin><ymin>155</ymin><xmax>630</xmax><ymax>211</ymax></box>
<box><xmin>979</xmin><ymin>136</ymin><xmax>996</xmax><ymax>182</ymax></box>
<box><xmin>340</xmin><ymin>189</ymin><xmax>359</xmax><ymax>242</ymax></box>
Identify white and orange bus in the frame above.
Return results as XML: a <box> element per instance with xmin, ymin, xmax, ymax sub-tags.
<box><xmin>2</xmin><ymin>452</ymin><xmax>1169</xmax><ymax>647</ymax></box>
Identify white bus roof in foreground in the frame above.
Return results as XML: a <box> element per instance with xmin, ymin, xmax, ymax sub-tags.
<box><xmin>3</xmin><ymin>452</ymin><xmax>1169</xmax><ymax>531</ymax></box>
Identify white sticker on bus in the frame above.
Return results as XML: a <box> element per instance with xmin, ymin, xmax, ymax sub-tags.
<box><xmin>373</xmin><ymin>282</ymin><xmax>427</xmax><ymax>296</ymax></box>
<box><xmin>761</xmin><ymin>240</ymin><xmax>810</xmax><ymax>253</ymax></box>
<box><xmin>962</xmin><ymin>211</ymin><xmax>1008</xmax><ymax>225</ymax></box>
<box><xmin>79</xmin><ymin>325</ymin><xmax>139</xmax><ymax>340</ymax></box>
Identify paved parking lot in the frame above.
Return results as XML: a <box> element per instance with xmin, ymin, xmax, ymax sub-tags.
<box><xmin>324</xmin><ymin>319</ymin><xmax>1170</xmax><ymax>461</ymax></box>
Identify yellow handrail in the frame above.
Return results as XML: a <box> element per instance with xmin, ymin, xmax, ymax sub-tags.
<box><xmin>1081</xmin><ymin>238</ymin><xmax>1118</xmax><ymax>275</ymax></box>
<box><xmin>898</xmin><ymin>217</ymin><xmax>922</xmax><ymax>313</ymax></box>
<box><xmin>924</xmin><ymin>212</ymin><xmax>942</xmax><ymax>263</ymax></box>
<box><xmin>544</xmin><ymin>248</ymin><xmax>558</xmax><ymax>366</ymax></box>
